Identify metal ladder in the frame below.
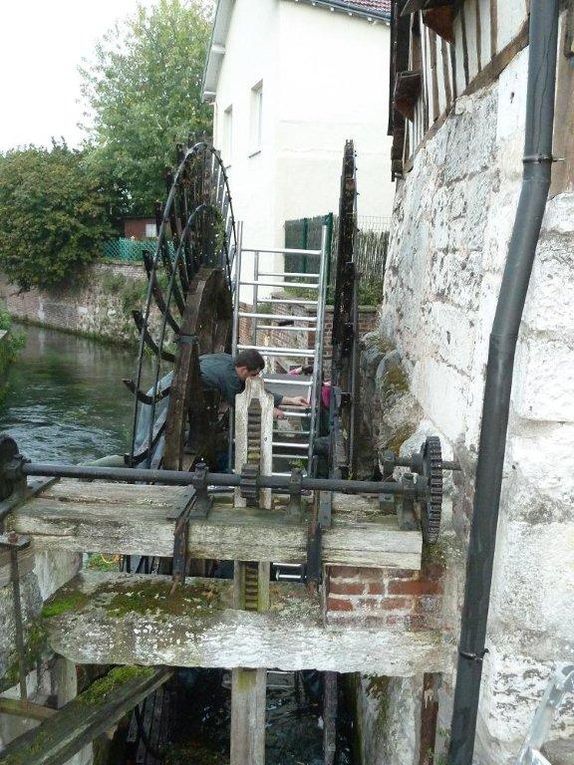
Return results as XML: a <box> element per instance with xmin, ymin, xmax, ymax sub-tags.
<box><xmin>231</xmin><ymin>223</ymin><xmax>329</xmax><ymax>476</ymax></box>
<box><xmin>516</xmin><ymin>665</ymin><xmax>574</xmax><ymax>765</ymax></box>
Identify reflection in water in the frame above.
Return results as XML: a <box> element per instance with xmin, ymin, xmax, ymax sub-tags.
<box><xmin>0</xmin><ymin>324</ymin><xmax>139</xmax><ymax>463</ymax></box>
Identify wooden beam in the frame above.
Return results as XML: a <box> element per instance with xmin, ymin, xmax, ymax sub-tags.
<box><xmin>422</xmin><ymin>7</ymin><xmax>454</xmax><ymax>42</ymax></box>
<box><xmin>10</xmin><ymin>480</ymin><xmax>422</xmax><ymax>570</ymax></box>
<box><xmin>41</xmin><ymin>572</ymin><xmax>448</xmax><ymax>676</ymax></box>
<box><xmin>394</xmin><ymin>71</ymin><xmax>423</xmax><ymax>121</ymax></box>
<box><xmin>0</xmin><ymin>666</ymin><xmax>171</xmax><ymax>765</ymax></box>
<box><xmin>550</xmin><ymin>8</ymin><xmax>574</xmax><ymax>196</ymax></box>
<box><xmin>0</xmin><ymin>698</ymin><xmax>56</xmax><ymax>722</ymax></box>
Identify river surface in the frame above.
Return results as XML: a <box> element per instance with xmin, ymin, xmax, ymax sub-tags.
<box><xmin>0</xmin><ymin>324</ymin><xmax>354</xmax><ymax>765</ymax></box>
<box><xmin>0</xmin><ymin>324</ymin><xmax>137</xmax><ymax>463</ymax></box>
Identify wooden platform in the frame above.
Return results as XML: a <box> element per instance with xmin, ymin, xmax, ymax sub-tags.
<box><xmin>9</xmin><ymin>479</ymin><xmax>422</xmax><ymax>570</ymax></box>
<box><xmin>41</xmin><ymin>571</ymin><xmax>448</xmax><ymax>676</ymax></box>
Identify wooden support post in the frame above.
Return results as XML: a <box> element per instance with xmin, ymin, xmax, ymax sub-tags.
<box><xmin>323</xmin><ymin>672</ymin><xmax>338</xmax><ymax>765</ymax></box>
<box><xmin>230</xmin><ymin>668</ymin><xmax>267</xmax><ymax>765</ymax></box>
<box><xmin>230</xmin><ymin>378</ymin><xmax>274</xmax><ymax>765</ymax></box>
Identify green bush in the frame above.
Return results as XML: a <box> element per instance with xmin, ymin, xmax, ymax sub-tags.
<box><xmin>0</xmin><ymin>143</ymin><xmax>114</xmax><ymax>291</ymax></box>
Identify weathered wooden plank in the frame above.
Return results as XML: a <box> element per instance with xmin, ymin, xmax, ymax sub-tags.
<box><xmin>41</xmin><ymin>572</ymin><xmax>448</xmax><ymax>676</ymax></box>
<box><xmin>9</xmin><ymin>480</ymin><xmax>422</xmax><ymax>570</ymax></box>
<box><xmin>490</xmin><ymin>0</ymin><xmax>497</xmax><ymax>59</ymax></box>
<box><xmin>550</xmin><ymin>8</ymin><xmax>574</xmax><ymax>196</ymax></box>
<box><xmin>0</xmin><ymin>666</ymin><xmax>171</xmax><ymax>765</ymax></box>
<box><xmin>230</xmin><ymin>669</ymin><xmax>266</xmax><ymax>765</ymax></box>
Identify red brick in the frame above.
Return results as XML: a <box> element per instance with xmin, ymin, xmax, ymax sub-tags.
<box><xmin>329</xmin><ymin>581</ymin><xmax>366</xmax><ymax>596</ymax></box>
<box><xmin>354</xmin><ymin>596</ymin><xmax>413</xmax><ymax>612</ymax></box>
<box><xmin>367</xmin><ymin>582</ymin><xmax>386</xmax><ymax>595</ymax></box>
<box><xmin>387</xmin><ymin>579</ymin><xmax>442</xmax><ymax>596</ymax></box>
<box><xmin>326</xmin><ymin>596</ymin><xmax>354</xmax><ymax>611</ymax></box>
<box><xmin>328</xmin><ymin>566</ymin><xmax>360</xmax><ymax>579</ymax></box>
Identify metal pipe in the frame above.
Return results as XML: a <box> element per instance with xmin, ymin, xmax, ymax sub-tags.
<box><xmin>20</xmin><ymin>462</ymin><xmax>423</xmax><ymax>496</ymax></box>
<box><xmin>448</xmin><ymin>4</ymin><xmax>560</xmax><ymax>763</ymax></box>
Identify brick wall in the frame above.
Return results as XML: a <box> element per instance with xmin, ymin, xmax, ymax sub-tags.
<box><xmin>325</xmin><ymin>556</ymin><xmax>444</xmax><ymax>630</ymax></box>
<box><xmin>0</xmin><ymin>262</ymin><xmax>147</xmax><ymax>345</ymax></box>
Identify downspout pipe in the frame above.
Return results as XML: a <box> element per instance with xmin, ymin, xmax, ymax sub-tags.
<box><xmin>448</xmin><ymin>3</ymin><xmax>560</xmax><ymax>764</ymax></box>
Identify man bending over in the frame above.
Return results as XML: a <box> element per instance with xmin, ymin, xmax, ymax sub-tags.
<box><xmin>200</xmin><ymin>349</ymin><xmax>308</xmax><ymax>417</ymax></box>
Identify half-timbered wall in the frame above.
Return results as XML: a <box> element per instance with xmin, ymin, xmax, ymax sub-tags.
<box><xmin>391</xmin><ymin>0</ymin><xmax>530</xmax><ymax>174</ymax></box>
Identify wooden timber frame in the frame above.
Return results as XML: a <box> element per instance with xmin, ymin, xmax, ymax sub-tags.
<box><xmin>390</xmin><ymin>0</ymin><xmax>529</xmax><ymax>177</ymax></box>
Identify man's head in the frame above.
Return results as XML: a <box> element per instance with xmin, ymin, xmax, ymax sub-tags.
<box><xmin>234</xmin><ymin>349</ymin><xmax>265</xmax><ymax>382</ymax></box>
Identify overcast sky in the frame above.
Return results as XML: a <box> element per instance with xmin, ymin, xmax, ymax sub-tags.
<box><xmin>0</xmin><ymin>0</ymin><xmax>157</xmax><ymax>153</ymax></box>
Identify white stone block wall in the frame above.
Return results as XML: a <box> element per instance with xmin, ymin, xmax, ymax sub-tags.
<box><xmin>379</xmin><ymin>44</ymin><xmax>574</xmax><ymax>764</ymax></box>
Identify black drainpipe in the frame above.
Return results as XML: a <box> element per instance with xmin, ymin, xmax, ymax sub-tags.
<box><xmin>448</xmin><ymin>2</ymin><xmax>560</xmax><ymax>764</ymax></box>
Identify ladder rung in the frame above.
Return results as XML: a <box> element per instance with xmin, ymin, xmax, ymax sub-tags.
<box><xmin>237</xmin><ymin>345</ymin><xmax>315</xmax><ymax>358</ymax></box>
<box><xmin>238</xmin><ymin>312</ymin><xmax>317</xmax><ymax>322</ymax></box>
<box><xmin>242</xmin><ymin>247</ymin><xmax>322</xmax><ymax>256</ymax></box>
<box><xmin>256</xmin><ymin>325</ymin><xmax>312</xmax><ymax>332</ymax></box>
<box><xmin>241</xmin><ymin>280</ymin><xmax>319</xmax><ymax>289</ymax></box>
<box><xmin>272</xmin><ymin>442</ymin><xmax>309</xmax><ymax>449</ymax></box>
<box><xmin>273</xmin><ymin>453</ymin><xmax>308</xmax><ymax>460</ymax></box>
<box><xmin>263</xmin><ymin>378</ymin><xmax>312</xmax><ymax>386</ymax></box>
<box><xmin>277</xmin><ymin>410</ymin><xmax>310</xmax><ymax>419</ymax></box>
<box><xmin>259</xmin><ymin>298</ymin><xmax>318</xmax><ymax>306</ymax></box>
<box><xmin>258</xmin><ymin>272</ymin><xmax>319</xmax><ymax>279</ymax></box>
<box><xmin>273</xmin><ymin>430</ymin><xmax>310</xmax><ymax>436</ymax></box>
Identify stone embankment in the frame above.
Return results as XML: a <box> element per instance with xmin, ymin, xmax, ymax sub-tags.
<box><xmin>0</xmin><ymin>262</ymin><xmax>147</xmax><ymax>346</ymax></box>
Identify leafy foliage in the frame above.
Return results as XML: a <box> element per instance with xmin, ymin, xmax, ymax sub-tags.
<box><xmin>0</xmin><ymin>143</ymin><xmax>114</xmax><ymax>290</ymax></box>
<box><xmin>80</xmin><ymin>0</ymin><xmax>213</xmax><ymax>216</ymax></box>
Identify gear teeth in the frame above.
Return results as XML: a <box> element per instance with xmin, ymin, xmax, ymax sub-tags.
<box><xmin>422</xmin><ymin>436</ymin><xmax>443</xmax><ymax>544</ymax></box>
<box><xmin>243</xmin><ymin>562</ymin><xmax>260</xmax><ymax>611</ymax></box>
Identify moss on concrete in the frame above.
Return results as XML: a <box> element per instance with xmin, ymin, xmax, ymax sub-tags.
<box><xmin>382</xmin><ymin>363</ymin><xmax>409</xmax><ymax>402</ymax></box>
<box><xmin>99</xmin><ymin>579</ymin><xmax>222</xmax><ymax>618</ymax></box>
<box><xmin>42</xmin><ymin>589</ymin><xmax>90</xmax><ymax>618</ymax></box>
<box><xmin>386</xmin><ymin>423</ymin><xmax>414</xmax><ymax>455</ymax></box>
<box><xmin>79</xmin><ymin>665</ymin><xmax>154</xmax><ymax>705</ymax></box>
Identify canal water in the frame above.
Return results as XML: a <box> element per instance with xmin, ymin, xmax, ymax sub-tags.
<box><xmin>1</xmin><ymin>324</ymin><xmax>354</xmax><ymax>765</ymax></box>
<box><xmin>0</xmin><ymin>324</ymin><xmax>135</xmax><ymax>463</ymax></box>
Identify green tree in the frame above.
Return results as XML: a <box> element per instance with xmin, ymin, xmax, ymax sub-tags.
<box><xmin>0</xmin><ymin>143</ymin><xmax>113</xmax><ymax>290</ymax></box>
<box><xmin>80</xmin><ymin>0</ymin><xmax>213</xmax><ymax>216</ymax></box>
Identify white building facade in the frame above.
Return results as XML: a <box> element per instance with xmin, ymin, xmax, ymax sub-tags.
<box><xmin>202</xmin><ymin>0</ymin><xmax>395</xmax><ymax>249</ymax></box>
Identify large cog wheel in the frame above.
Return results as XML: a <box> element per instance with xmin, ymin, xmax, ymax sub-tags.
<box><xmin>420</xmin><ymin>436</ymin><xmax>443</xmax><ymax>544</ymax></box>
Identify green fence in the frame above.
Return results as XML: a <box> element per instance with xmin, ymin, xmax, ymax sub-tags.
<box><xmin>284</xmin><ymin>214</ymin><xmax>390</xmax><ymax>305</ymax></box>
<box><xmin>102</xmin><ymin>238</ymin><xmax>176</xmax><ymax>263</ymax></box>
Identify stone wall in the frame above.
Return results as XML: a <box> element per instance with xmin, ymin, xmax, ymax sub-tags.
<box><xmin>359</xmin><ymin>43</ymin><xmax>574</xmax><ymax>765</ymax></box>
<box><xmin>0</xmin><ymin>262</ymin><xmax>147</xmax><ymax>346</ymax></box>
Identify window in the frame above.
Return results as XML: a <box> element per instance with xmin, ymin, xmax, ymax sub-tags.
<box><xmin>145</xmin><ymin>223</ymin><xmax>157</xmax><ymax>238</ymax></box>
<box><xmin>223</xmin><ymin>104</ymin><xmax>233</xmax><ymax>166</ymax></box>
<box><xmin>250</xmin><ymin>81</ymin><xmax>263</xmax><ymax>155</ymax></box>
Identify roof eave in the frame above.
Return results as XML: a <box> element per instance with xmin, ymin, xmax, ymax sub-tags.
<box><xmin>201</xmin><ymin>0</ymin><xmax>235</xmax><ymax>103</ymax></box>
<box><xmin>283</xmin><ymin>0</ymin><xmax>391</xmax><ymax>23</ymax></box>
